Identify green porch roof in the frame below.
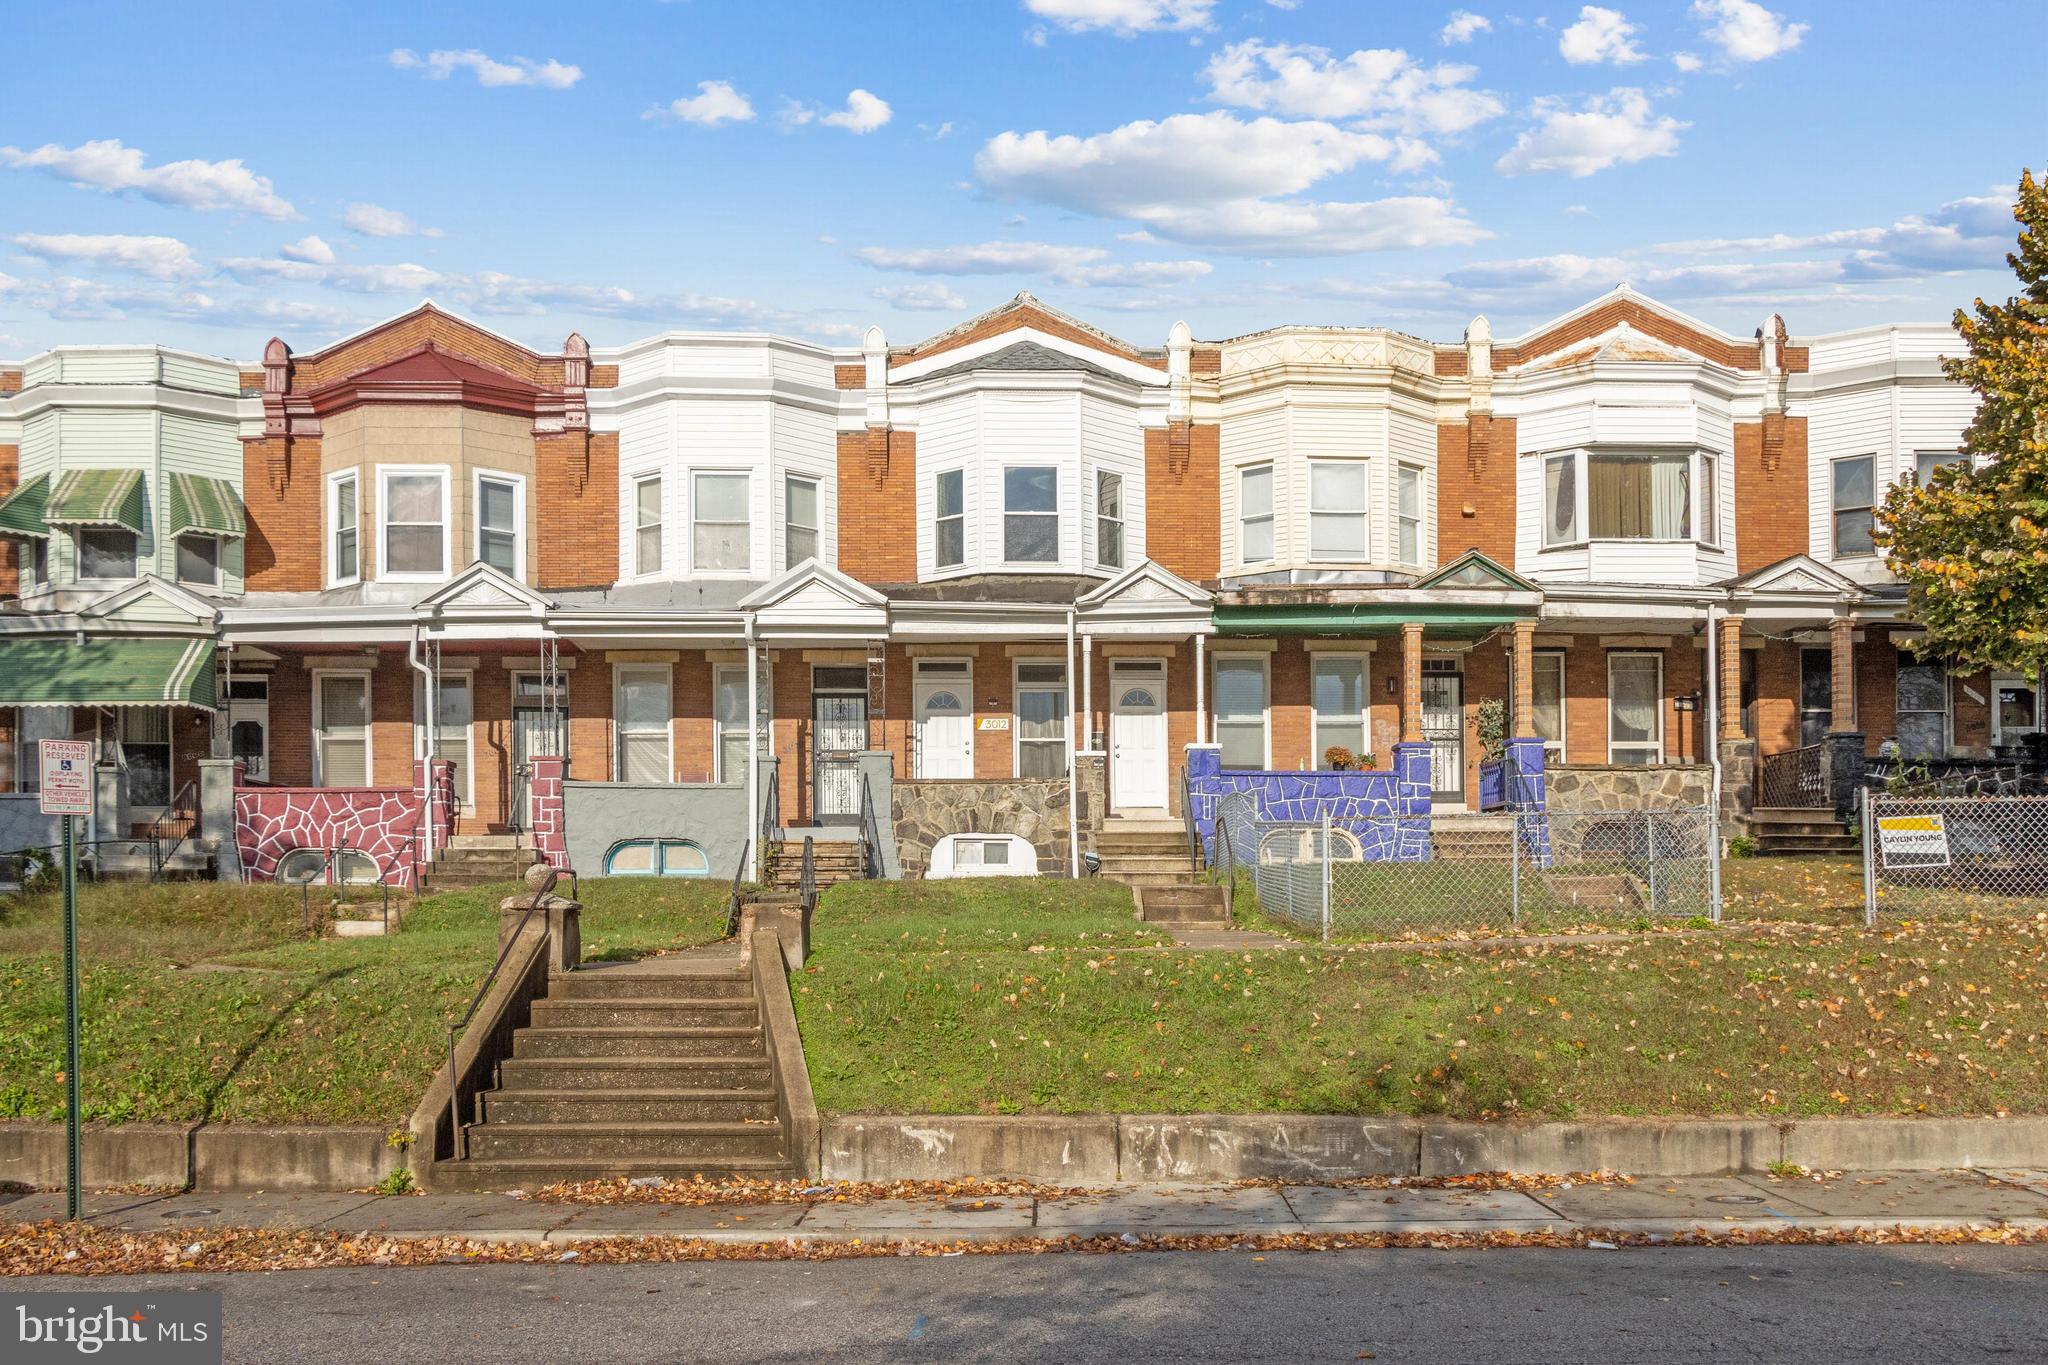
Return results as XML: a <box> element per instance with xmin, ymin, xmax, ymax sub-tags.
<box><xmin>166</xmin><ymin>472</ymin><xmax>245</xmax><ymax>538</ymax></box>
<box><xmin>0</xmin><ymin>637</ymin><xmax>217</xmax><ymax>709</ymax></box>
<box><xmin>0</xmin><ymin>474</ymin><xmax>50</xmax><ymax>539</ymax></box>
<box><xmin>1213</xmin><ymin>602</ymin><xmax>1531</xmax><ymax>639</ymax></box>
<box><xmin>47</xmin><ymin>468</ymin><xmax>147</xmax><ymax>533</ymax></box>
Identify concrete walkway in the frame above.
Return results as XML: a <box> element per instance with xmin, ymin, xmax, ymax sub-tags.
<box><xmin>6</xmin><ymin>1170</ymin><xmax>2045</xmax><ymax>1247</ymax></box>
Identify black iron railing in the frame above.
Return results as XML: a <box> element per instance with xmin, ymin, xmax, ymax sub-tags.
<box><xmin>1756</xmin><ymin>743</ymin><xmax>1828</xmax><ymax>808</ymax></box>
<box><xmin>444</xmin><ymin>883</ymin><xmax>549</xmax><ymax>1162</ymax></box>
<box><xmin>721</xmin><ymin>838</ymin><xmax>751</xmax><ymax>939</ymax></box>
<box><xmin>857</xmin><ymin>772</ymin><xmax>883</xmax><ymax>879</ymax></box>
<box><xmin>1179</xmin><ymin>766</ymin><xmax>1203</xmax><ymax>873</ymax></box>
<box><xmin>798</xmin><ymin>835</ymin><xmax>818</xmax><ymax>942</ymax></box>
<box><xmin>761</xmin><ymin>766</ymin><xmax>782</xmax><ymax>847</ymax></box>
<box><xmin>147</xmin><ymin>780</ymin><xmax>200</xmax><ymax>882</ymax></box>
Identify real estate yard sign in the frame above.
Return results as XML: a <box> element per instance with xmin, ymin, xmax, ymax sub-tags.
<box><xmin>38</xmin><ymin>738</ymin><xmax>90</xmax><ymax>1220</ymax></box>
<box><xmin>1877</xmin><ymin>812</ymin><xmax>1951</xmax><ymax>869</ymax></box>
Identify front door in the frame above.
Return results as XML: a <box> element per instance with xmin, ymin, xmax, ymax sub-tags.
<box><xmin>120</xmin><ymin>707</ymin><xmax>172</xmax><ymax>810</ymax></box>
<box><xmin>914</xmin><ymin>675</ymin><xmax>974</xmax><ymax>779</ymax></box>
<box><xmin>1421</xmin><ymin>669</ymin><xmax>1465</xmax><ymax>804</ymax></box>
<box><xmin>1109</xmin><ymin>663</ymin><xmax>1168</xmax><ymax>810</ymax></box>
<box><xmin>812</xmin><ymin>665</ymin><xmax>868</xmax><ymax>824</ymax></box>
<box><xmin>509</xmin><ymin>673</ymin><xmax>566</xmax><ymax>832</ymax></box>
<box><xmin>1799</xmin><ymin>648</ymin><xmax>1832</xmax><ymax>748</ymax></box>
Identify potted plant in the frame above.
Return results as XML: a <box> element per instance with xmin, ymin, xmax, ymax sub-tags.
<box><xmin>1323</xmin><ymin>745</ymin><xmax>1355</xmax><ymax>771</ymax></box>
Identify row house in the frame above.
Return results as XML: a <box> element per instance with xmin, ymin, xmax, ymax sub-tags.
<box><xmin>0</xmin><ymin>287</ymin><xmax>2010</xmax><ymax>880</ymax></box>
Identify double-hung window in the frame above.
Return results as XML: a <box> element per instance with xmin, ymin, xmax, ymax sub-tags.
<box><xmin>1311</xmin><ymin>655</ymin><xmax>1368</xmax><ymax>766</ymax></box>
<box><xmin>1239</xmin><ymin>464</ymin><xmax>1274</xmax><ymax>564</ymax></box>
<box><xmin>1532</xmin><ymin>649</ymin><xmax>1566</xmax><ymax>762</ymax></box>
<box><xmin>1395</xmin><ymin>464</ymin><xmax>1424</xmax><ymax>565</ymax></box>
<box><xmin>1832</xmin><ymin>456</ymin><xmax>1876</xmax><ymax>557</ymax></box>
<box><xmin>1606</xmin><ymin>652</ymin><xmax>1663</xmax><ymax>765</ymax></box>
<box><xmin>693</xmin><ymin>472</ymin><xmax>750</xmax><ymax>573</ymax></box>
<box><xmin>19</xmin><ymin>537</ymin><xmax>48</xmax><ymax>592</ymax></box>
<box><xmin>1213</xmin><ymin>656</ymin><xmax>1270</xmax><ymax>769</ymax></box>
<box><xmin>784</xmin><ymin>475</ymin><xmax>819</xmax><ymax>568</ymax></box>
<box><xmin>934</xmin><ymin>470</ymin><xmax>965</xmax><ymax>569</ymax></box>
<box><xmin>1914</xmin><ymin>450</ymin><xmax>1967</xmax><ymax>485</ymax></box>
<box><xmin>423</xmin><ymin>674</ymin><xmax>473</xmax><ymax>804</ymax></box>
<box><xmin>633</xmin><ymin>475</ymin><xmax>663</xmax><ymax>575</ymax></box>
<box><xmin>77</xmin><ymin>529</ymin><xmax>137</xmax><ymax>580</ymax></box>
<box><xmin>1697</xmin><ymin>452</ymin><xmax>1720</xmax><ymax>548</ymax></box>
<box><xmin>615</xmin><ymin>665</ymin><xmax>671</xmax><ymax>784</ymax></box>
<box><xmin>177</xmin><ymin>533</ymin><xmax>221</xmax><ymax>587</ymax></box>
<box><xmin>314</xmin><ymin>674</ymin><xmax>370</xmax><ymax>787</ymax></box>
<box><xmin>1309</xmin><ymin>462</ymin><xmax>1368</xmax><ymax>561</ymax></box>
<box><xmin>1014</xmin><ymin>662</ymin><xmax>1069</xmax><ymax>779</ymax></box>
<box><xmin>1004</xmin><ymin>466</ymin><xmax>1058</xmax><ymax>563</ymax></box>
<box><xmin>329</xmin><ymin>473</ymin><xmax>359</xmax><ymax>584</ymax></box>
<box><xmin>476</xmin><ymin>474</ymin><xmax>521</xmax><ymax>576</ymax></box>
<box><xmin>381</xmin><ymin>469</ymin><xmax>448</xmax><ymax>578</ymax></box>
<box><xmin>1095</xmin><ymin>471</ymin><xmax>1124</xmax><ymax>570</ymax></box>
<box><xmin>1894</xmin><ymin>660</ymin><xmax>1949</xmax><ymax>760</ymax></box>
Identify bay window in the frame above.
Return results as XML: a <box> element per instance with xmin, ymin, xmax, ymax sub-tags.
<box><xmin>329</xmin><ymin>473</ymin><xmax>359</xmax><ymax>584</ymax></box>
<box><xmin>1239</xmin><ymin>464</ymin><xmax>1274</xmax><ymax>564</ymax></box>
<box><xmin>476</xmin><ymin>473</ymin><xmax>521</xmax><ymax>576</ymax></box>
<box><xmin>1308</xmin><ymin>461</ymin><xmax>1368</xmax><ymax>561</ymax></box>
<box><xmin>633</xmin><ymin>475</ymin><xmax>663</xmax><ymax>575</ymax></box>
<box><xmin>1396</xmin><ymin>464</ymin><xmax>1424</xmax><ymax>565</ymax></box>
<box><xmin>1697</xmin><ymin>452</ymin><xmax>1720</xmax><ymax>548</ymax></box>
<box><xmin>1014</xmin><ymin>661</ymin><xmax>1068</xmax><ymax>778</ymax></box>
<box><xmin>77</xmin><ymin>528</ymin><xmax>137</xmax><ymax>579</ymax></box>
<box><xmin>1606</xmin><ymin>652</ymin><xmax>1663</xmax><ymax>765</ymax></box>
<box><xmin>1004</xmin><ymin>466</ymin><xmax>1058</xmax><ymax>563</ymax></box>
<box><xmin>1543</xmin><ymin>454</ymin><xmax>1578</xmax><ymax>547</ymax></box>
<box><xmin>785</xmin><ymin>476</ymin><xmax>819</xmax><ymax>568</ymax></box>
<box><xmin>381</xmin><ymin>468</ymin><xmax>448</xmax><ymax>578</ymax></box>
<box><xmin>1914</xmin><ymin>449</ymin><xmax>1967</xmax><ymax>485</ymax></box>
<box><xmin>177</xmin><ymin>533</ymin><xmax>221</xmax><ymax>587</ymax></box>
<box><xmin>1832</xmin><ymin>456</ymin><xmax>1875</xmax><ymax>557</ymax></box>
<box><xmin>692</xmin><ymin>472</ymin><xmax>750</xmax><ymax>573</ymax></box>
<box><xmin>1213</xmin><ymin>655</ymin><xmax>1270</xmax><ymax>769</ymax></box>
<box><xmin>1095</xmin><ymin>470</ymin><xmax>1124</xmax><ymax>570</ymax></box>
<box><xmin>1590</xmin><ymin>451</ymin><xmax>1690</xmax><ymax>540</ymax></box>
<box><xmin>934</xmin><ymin>469</ymin><xmax>965</xmax><ymax>569</ymax></box>
<box><xmin>1311</xmin><ymin>655</ymin><xmax>1368</xmax><ymax>766</ymax></box>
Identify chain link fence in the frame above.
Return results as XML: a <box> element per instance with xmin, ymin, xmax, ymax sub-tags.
<box><xmin>1214</xmin><ymin>793</ymin><xmax>1719</xmax><ymax>939</ymax></box>
<box><xmin>1862</xmin><ymin>792</ymin><xmax>2048</xmax><ymax>924</ymax></box>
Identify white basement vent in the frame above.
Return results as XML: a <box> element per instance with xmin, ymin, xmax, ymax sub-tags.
<box><xmin>929</xmin><ymin>833</ymin><xmax>1039</xmax><ymax>879</ymax></box>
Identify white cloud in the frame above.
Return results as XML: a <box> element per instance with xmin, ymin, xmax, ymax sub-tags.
<box><xmin>854</xmin><ymin>239</ymin><xmax>1211</xmax><ymax>286</ymax></box>
<box><xmin>1559</xmin><ymin>6</ymin><xmax>1646</xmax><ymax>64</ymax></box>
<box><xmin>0</xmin><ymin>138</ymin><xmax>297</xmax><ymax>219</ymax></box>
<box><xmin>783</xmin><ymin>89</ymin><xmax>893</xmax><ymax>134</ymax></box>
<box><xmin>1672</xmin><ymin>51</ymin><xmax>1704</xmax><ymax>71</ymax></box>
<box><xmin>388</xmin><ymin>48</ymin><xmax>582</xmax><ymax>89</ymax></box>
<box><xmin>1022</xmin><ymin>0</ymin><xmax>1216</xmax><ymax>36</ymax></box>
<box><xmin>871</xmin><ymin>283</ymin><xmax>968</xmax><ymax>311</ymax></box>
<box><xmin>1564</xmin><ymin>203</ymin><xmax>1591</xmax><ymax>214</ymax></box>
<box><xmin>0</xmin><ymin>271</ymin><xmax>360</xmax><ymax>330</ymax></box>
<box><xmin>1654</xmin><ymin>190</ymin><xmax>2013</xmax><ymax>279</ymax></box>
<box><xmin>1495</xmin><ymin>88</ymin><xmax>1685</xmax><ymax>177</ymax></box>
<box><xmin>342</xmin><ymin>203</ymin><xmax>443</xmax><ymax>239</ymax></box>
<box><xmin>1202</xmin><ymin>39</ymin><xmax>1504</xmax><ymax>137</ymax></box>
<box><xmin>8</xmin><ymin>232</ymin><xmax>202</xmax><ymax>280</ymax></box>
<box><xmin>653</xmin><ymin>80</ymin><xmax>756</xmax><ymax>126</ymax></box>
<box><xmin>978</xmin><ymin>111</ymin><xmax>1486</xmax><ymax>254</ymax></box>
<box><xmin>219</xmin><ymin>255</ymin><xmax>446</xmax><ymax>295</ymax></box>
<box><xmin>1689</xmin><ymin>0</ymin><xmax>1807</xmax><ymax>62</ymax></box>
<box><xmin>1440</xmin><ymin>11</ymin><xmax>1492</xmax><ymax>44</ymax></box>
<box><xmin>279</xmin><ymin>235</ymin><xmax>336</xmax><ymax>265</ymax></box>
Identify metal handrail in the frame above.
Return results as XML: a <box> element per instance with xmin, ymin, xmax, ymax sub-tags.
<box><xmin>1756</xmin><ymin>742</ymin><xmax>1828</xmax><ymax>808</ymax></box>
<box><xmin>857</xmin><ymin>772</ymin><xmax>883</xmax><ymax>879</ymax></box>
<box><xmin>444</xmin><ymin>887</ymin><xmax>548</xmax><ymax>1162</ymax></box>
<box><xmin>721</xmin><ymin>838</ymin><xmax>751</xmax><ymax>939</ymax></box>
<box><xmin>285</xmin><ymin>840</ymin><xmax>397</xmax><ymax>935</ymax></box>
<box><xmin>761</xmin><ymin>766</ymin><xmax>783</xmax><ymax>848</ymax></box>
<box><xmin>1179</xmin><ymin>766</ymin><xmax>1204</xmax><ymax>873</ymax></box>
<box><xmin>798</xmin><ymin>835</ymin><xmax>818</xmax><ymax>942</ymax></box>
<box><xmin>147</xmin><ymin>780</ymin><xmax>200</xmax><ymax>882</ymax></box>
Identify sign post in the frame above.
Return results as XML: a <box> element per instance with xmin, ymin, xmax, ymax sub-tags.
<box><xmin>39</xmin><ymin>738</ymin><xmax>93</xmax><ymax>1221</ymax></box>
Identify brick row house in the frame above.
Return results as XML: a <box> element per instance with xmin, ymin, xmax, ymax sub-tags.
<box><xmin>0</xmin><ymin>288</ymin><xmax>2017</xmax><ymax>880</ymax></box>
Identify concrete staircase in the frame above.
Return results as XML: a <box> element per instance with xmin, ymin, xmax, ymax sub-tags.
<box><xmin>1750</xmin><ymin>806</ymin><xmax>1858</xmax><ymax>857</ymax></box>
<box><xmin>438</xmin><ymin>961</ymin><xmax>793</xmax><ymax>1190</ymax></box>
<box><xmin>93</xmin><ymin>837</ymin><xmax>210</xmax><ymax>882</ymax></box>
<box><xmin>431</xmin><ymin>832</ymin><xmax>543</xmax><ymax>889</ymax></box>
<box><xmin>1430</xmin><ymin>815</ymin><xmax>1515</xmax><ymax>861</ymax></box>
<box><xmin>1095</xmin><ymin>818</ymin><xmax>1199</xmax><ymax>888</ymax></box>
<box><xmin>1133</xmin><ymin>882</ymin><xmax>1231</xmax><ymax>926</ymax></box>
<box><xmin>764</xmin><ymin>835</ymin><xmax>864</xmax><ymax>891</ymax></box>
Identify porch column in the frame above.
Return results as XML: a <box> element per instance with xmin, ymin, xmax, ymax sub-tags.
<box><xmin>1081</xmin><ymin>633</ymin><xmax>1095</xmax><ymax>748</ymax></box>
<box><xmin>1194</xmin><ymin>633</ymin><xmax>1206</xmax><ymax>742</ymax></box>
<box><xmin>1718</xmin><ymin>614</ymin><xmax>1744</xmax><ymax>737</ymax></box>
<box><xmin>1400</xmin><ymin>621</ymin><xmax>1425</xmax><ymax>744</ymax></box>
<box><xmin>1824</xmin><ymin>615</ymin><xmax>1866</xmax><ymax>824</ymax></box>
<box><xmin>1510</xmin><ymin>619</ymin><xmax>1536</xmax><ymax>736</ymax></box>
<box><xmin>1829</xmin><ymin>616</ymin><xmax>1856</xmax><ymax>732</ymax></box>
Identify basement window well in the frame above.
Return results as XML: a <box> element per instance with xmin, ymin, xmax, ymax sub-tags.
<box><xmin>929</xmin><ymin>833</ymin><xmax>1038</xmax><ymax>879</ymax></box>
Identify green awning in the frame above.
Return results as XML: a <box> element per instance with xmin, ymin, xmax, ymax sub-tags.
<box><xmin>46</xmin><ymin>468</ymin><xmax>147</xmax><ymax>533</ymax></box>
<box><xmin>1214</xmin><ymin>601</ymin><xmax>1532</xmax><ymax>640</ymax></box>
<box><xmin>0</xmin><ymin>474</ymin><xmax>50</xmax><ymax>540</ymax></box>
<box><xmin>166</xmin><ymin>472</ymin><xmax>245</xmax><ymax>538</ymax></box>
<box><xmin>0</xmin><ymin>637</ymin><xmax>217</xmax><ymax>709</ymax></box>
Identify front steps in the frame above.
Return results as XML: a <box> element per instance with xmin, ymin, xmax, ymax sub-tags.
<box><xmin>1134</xmin><ymin>882</ymin><xmax>1231</xmax><ymax>925</ymax></box>
<box><xmin>1431</xmin><ymin>815</ymin><xmax>1515</xmax><ymax>861</ymax></box>
<box><xmin>764</xmin><ymin>835</ymin><xmax>864</xmax><ymax>891</ymax></box>
<box><xmin>437</xmin><ymin>962</ymin><xmax>793</xmax><ymax>1189</ymax></box>
<box><xmin>92</xmin><ymin>837</ymin><xmax>210</xmax><ymax>882</ymax></box>
<box><xmin>1096</xmin><ymin>818</ymin><xmax>1199</xmax><ymax>887</ymax></box>
<box><xmin>431</xmin><ymin>832</ymin><xmax>542</xmax><ymax>889</ymax></box>
<box><xmin>1750</xmin><ymin>806</ymin><xmax>1858</xmax><ymax>857</ymax></box>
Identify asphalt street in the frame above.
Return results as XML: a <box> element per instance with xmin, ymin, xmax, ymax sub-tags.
<box><xmin>8</xmin><ymin>1243</ymin><xmax>2046</xmax><ymax>1363</ymax></box>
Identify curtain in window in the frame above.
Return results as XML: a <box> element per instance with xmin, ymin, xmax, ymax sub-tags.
<box><xmin>1544</xmin><ymin>456</ymin><xmax>1577</xmax><ymax>545</ymax></box>
<box><xmin>1608</xmin><ymin>655</ymin><xmax>1660</xmax><ymax>761</ymax></box>
<box><xmin>1590</xmin><ymin>455</ymin><xmax>1689</xmax><ymax>539</ymax></box>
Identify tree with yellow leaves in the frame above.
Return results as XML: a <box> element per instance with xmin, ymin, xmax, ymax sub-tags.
<box><xmin>1879</xmin><ymin>169</ymin><xmax>2048</xmax><ymax>677</ymax></box>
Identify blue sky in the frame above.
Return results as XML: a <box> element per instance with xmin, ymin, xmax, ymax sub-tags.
<box><xmin>1</xmin><ymin>0</ymin><xmax>2041</xmax><ymax>359</ymax></box>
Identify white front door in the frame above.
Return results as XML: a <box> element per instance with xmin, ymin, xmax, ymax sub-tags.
<box><xmin>1110</xmin><ymin>664</ymin><xmax>1168</xmax><ymax>810</ymax></box>
<box><xmin>914</xmin><ymin>680</ymin><xmax>974</xmax><ymax>779</ymax></box>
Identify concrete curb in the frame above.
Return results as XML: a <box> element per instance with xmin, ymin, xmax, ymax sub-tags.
<box><xmin>0</xmin><ymin>1122</ymin><xmax>400</xmax><ymax>1192</ymax></box>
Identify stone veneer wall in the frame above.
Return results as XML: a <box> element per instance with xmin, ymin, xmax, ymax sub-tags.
<box><xmin>234</xmin><ymin>783</ymin><xmax>425</xmax><ymax>888</ymax></box>
<box><xmin>892</xmin><ymin>779</ymin><xmax>1074</xmax><ymax>879</ymax></box>
<box><xmin>1545</xmin><ymin>764</ymin><xmax>1713</xmax><ymax>811</ymax></box>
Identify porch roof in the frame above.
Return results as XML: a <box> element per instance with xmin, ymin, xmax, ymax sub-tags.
<box><xmin>1213</xmin><ymin>598</ymin><xmax>1532</xmax><ymax>639</ymax></box>
<box><xmin>0</xmin><ymin>636</ymin><xmax>217</xmax><ymax>709</ymax></box>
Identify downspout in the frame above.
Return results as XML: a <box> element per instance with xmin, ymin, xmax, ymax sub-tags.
<box><xmin>1066</xmin><ymin>607</ymin><xmax>1080</xmax><ymax>878</ymax></box>
<box><xmin>408</xmin><ymin>624</ymin><xmax>438</xmax><ymax>857</ymax></box>
<box><xmin>745</xmin><ymin>612</ymin><xmax>760</xmax><ymax>883</ymax></box>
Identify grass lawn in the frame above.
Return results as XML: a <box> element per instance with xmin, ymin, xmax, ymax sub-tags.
<box><xmin>0</xmin><ymin>877</ymin><xmax>729</xmax><ymax>1126</ymax></box>
<box><xmin>796</xmin><ymin>876</ymin><xmax>2048</xmax><ymax>1121</ymax></box>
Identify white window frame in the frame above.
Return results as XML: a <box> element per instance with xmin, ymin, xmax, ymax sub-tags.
<box><xmin>20</xmin><ymin>536</ymin><xmax>49</xmax><ymax>593</ymax></box>
<box><xmin>1002</xmin><ymin>464</ymin><xmax>1060</xmax><ymax>567</ymax></box>
<box><xmin>74</xmin><ymin>527</ymin><xmax>139</xmax><ymax>582</ymax></box>
<box><xmin>1542</xmin><ymin>451</ymin><xmax>1582</xmax><ymax>549</ymax></box>
<box><xmin>1832</xmin><ymin>454</ymin><xmax>1877</xmax><ymax>559</ymax></box>
<box><xmin>712</xmin><ymin>661</ymin><xmax>772</xmax><ymax>784</ymax></box>
<box><xmin>1309</xmin><ymin>652</ymin><xmax>1371</xmax><ymax>767</ymax></box>
<box><xmin>376</xmin><ymin>464</ymin><xmax>452</xmax><ymax>582</ymax></box>
<box><xmin>1012</xmin><ymin>659</ymin><xmax>1070</xmax><ymax>780</ymax></box>
<box><xmin>933</xmin><ymin>468</ymin><xmax>966</xmax><ymax>570</ymax></box>
<box><xmin>1990</xmin><ymin>672</ymin><xmax>2043</xmax><ymax>747</ymax></box>
<box><xmin>1914</xmin><ymin>449</ymin><xmax>1968</xmax><ymax>486</ymax></box>
<box><xmin>613</xmin><ymin>663</ymin><xmax>674</xmax><ymax>783</ymax></box>
<box><xmin>417</xmin><ymin>669</ymin><xmax>476</xmax><ymax>805</ymax></box>
<box><xmin>1892</xmin><ymin>658</ymin><xmax>1950</xmax><ymax>760</ymax></box>
<box><xmin>472</xmin><ymin>469</ymin><xmax>526</xmax><ymax>579</ymax></box>
<box><xmin>176</xmin><ymin>532</ymin><xmax>222</xmax><ymax>588</ymax></box>
<box><xmin>1094</xmin><ymin>469</ymin><xmax>1124</xmax><ymax>571</ymax></box>
<box><xmin>1212</xmin><ymin>652</ymin><xmax>1272</xmax><ymax>770</ymax></box>
<box><xmin>784</xmin><ymin>474</ymin><xmax>820</xmax><ymax>570</ymax></box>
<box><xmin>310</xmin><ymin>669</ymin><xmax>373</xmax><ymax>788</ymax></box>
<box><xmin>326</xmin><ymin>470</ymin><xmax>360</xmax><ymax>587</ymax></box>
<box><xmin>1697</xmin><ymin>450</ymin><xmax>1722</xmax><ymax>550</ymax></box>
<box><xmin>1395</xmin><ymin>462</ymin><xmax>1425</xmax><ymax>567</ymax></box>
<box><xmin>1532</xmin><ymin>648</ymin><xmax>1567</xmax><ymax>763</ymax></box>
<box><xmin>690</xmin><ymin>469</ymin><xmax>752</xmax><ymax>575</ymax></box>
<box><xmin>1606</xmin><ymin>651</ymin><xmax>1665</xmax><ymax>765</ymax></box>
<box><xmin>1239</xmin><ymin>463</ymin><xmax>1275</xmax><ymax>566</ymax></box>
<box><xmin>1308</xmin><ymin>459</ymin><xmax>1370</xmax><ymax>563</ymax></box>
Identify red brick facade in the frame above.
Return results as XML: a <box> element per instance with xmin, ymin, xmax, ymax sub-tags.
<box><xmin>1143</xmin><ymin>422</ymin><xmax>1220</xmax><ymax>582</ymax></box>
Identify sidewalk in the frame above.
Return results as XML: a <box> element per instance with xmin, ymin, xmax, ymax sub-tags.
<box><xmin>7</xmin><ymin>1170</ymin><xmax>2047</xmax><ymax>1248</ymax></box>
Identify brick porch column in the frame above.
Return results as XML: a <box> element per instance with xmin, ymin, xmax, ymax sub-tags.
<box><xmin>1511</xmin><ymin>619</ymin><xmax>1536</xmax><ymax>736</ymax></box>
<box><xmin>1829</xmin><ymin>616</ymin><xmax>1856</xmax><ymax>731</ymax></box>
<box><xmin>1400</xmin><ymin>621</ymin><xmax>1425</xmax><ymax>744</ymax></box>
<box><xmin>1718</xmin><ymin>614</ymin><xmax>1744</xmax><ymax>737</ymax></box>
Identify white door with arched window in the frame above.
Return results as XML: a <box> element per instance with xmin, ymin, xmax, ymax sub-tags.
<box><xmin>914</xmin><ymin>660</ymin><xmax>974</xmax><ymax>779</ymax></box>
<box><xmin>1110</xmin><ymin>659</ymin><xmax>1168</xmax><ymax>810</ymax></box>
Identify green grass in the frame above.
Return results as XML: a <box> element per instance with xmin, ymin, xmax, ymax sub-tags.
<box><xmin>795</xmin><ymin>880</ymin><xmax>2048</xmax><ymax>1120</ymax></box>
<box><xmin>0</xmin><ymin>877</ymin><xmax>729</xmax><ymax>1126</ymax></box>
<box><xmin>820</xmin><ymin>877</ymin><xmax>1164</xmax><ymax>952</ymax></box>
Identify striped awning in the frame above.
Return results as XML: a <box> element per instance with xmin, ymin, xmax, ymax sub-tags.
<box><xmin>166</xmin><ymin>472</ymin><xmax>245</xmax><ymax>538</ymax></box>
<box><xmin>0</xmin><ymin>474</ymin><xmax>50</xmax><ymax>540</ymax></box>
<box><xmin>0</xmin><ymin>636</ymin><xmax>217</xmax><ymax>709</ymax></box>
<box><xmin>46</xmin><ymin>468</ymin><xmax>147</xmax><ymax>533</ymax></box>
